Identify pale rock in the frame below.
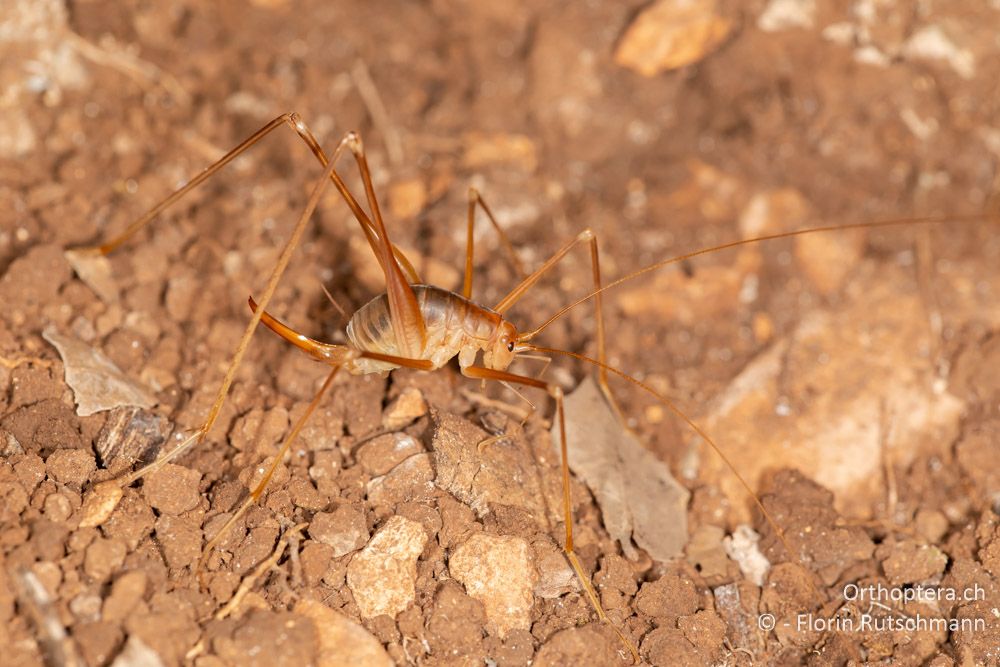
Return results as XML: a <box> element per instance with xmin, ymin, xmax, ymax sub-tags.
<box><xmin>699</xmin><ymin>263</ymin><xmax>966</xmax><ymax>521</ymax></box>
<box><xmin>722</xmin><ymin>525</ymin><xmax>770</xmax><ymax>587</ymax></box>
<box><xmin>78</xmin><ymin>480</ymin><xmax>124</xmax><ymax>528</ymax></box>
<box><xmin>449</xmin><ymin>533</ymin><xmax>538</xmax><ymax>638</ymax></box>
<box><xmin>110</xmin><ymin>636</ymin><xmax>165</xmax><ymax>667</ymax></box>
<box><xmin>347</xmin><ymin>516</ymin><xmax>427</xmax><ymax>619</ymax></box>
<box><xmin>381</xmin><ymin>387</ymin><xmax>428</xmax><ymax>430</ymax></box>
<box><xmin>0</xmin><ymin>107</ymin><xmax>37</xmax><ymax>158</ymax></box>
<box><xmin>294</xmin><ymin>599</ymin><xmax>393</xmax><ymax>667</ymax></box>
<box><xmin>757</xmin><ymin>0</ymin><xmax>815</xmax><ymax>32</ymax></box>
<box><xmin>903</xmin><ymin>25</ymin><xmax>975</xmax><ymax>80</ymax></box>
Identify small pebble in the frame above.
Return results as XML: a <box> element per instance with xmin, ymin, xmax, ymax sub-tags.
<box><xmin>347</xmin><ymin>516</ymin><xmax>427</xmax><ymax>619</ymax></box>
<box><xmin>381</xmin><ymin>387</ymin><xmax>427</xmax><ymax>431</ymax></box>
<box><xmin>30</xmin><ymin>561</ymin><xmax>62</xmax><ymax>597</ymax></box>
<box><xmin>309</xmin><ymin>505</ymin><xmax>369</xmax><ymax>558</ymax></box>
<box><xmin>356</xmin><ymin>432</ymin><xmax>423</xmax><ymax>476</ymax></box>
<box><xmin>43</xmin><ymin>492</ymin><xmax>73</xmax><ymax>522</ymax></box>
<box><xmin>613</xmin><ymin>0</ymin><xmax>732</xmax><ymax>76</ymax></box>
<box><xmin>78</xmin><ymin>481</ymin><xmax>123</xmax><ymax>528</ymax></box>
<box><xmin>70</xmin><ymin>592</ymin><xmax>103</xmax><ymax>621</ymax></box>
<box><xmin>449</xmin><ymin>533</ymin><xmax>538</xmax><ymax>638</ymax></box>
<box><xmin>366</xmin><ymin>453</ymin><xmax>434</xmax><ymax>506</ymax></box>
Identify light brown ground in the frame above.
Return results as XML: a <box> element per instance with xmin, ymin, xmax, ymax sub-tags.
<box><xmin>2</xmin><ymin>1</ymin><xmax>1000</xmax><ymax>665</ymax></box>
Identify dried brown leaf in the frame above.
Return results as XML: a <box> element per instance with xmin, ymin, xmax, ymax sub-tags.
<box><xmin>43</xmin><ymin>327</ymin><xmax>156</xmax><ymax>416</ymax></box>
<box><xmin>557</xmin><ymin>377</ymin><xmax>689</xmax><ymax>561</ymax></box>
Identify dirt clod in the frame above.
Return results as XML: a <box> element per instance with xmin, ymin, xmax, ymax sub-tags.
<box><xmin>154</xmin><ymin>514</ymin><xmax>202</xmax><ymax>570</ymax></box>
<box><xmin>759</xmin><ymin>470</ymin><xmax>875</xmax><ymax>585</ymax></box>
<box><xmin>84</xmin><ymin>536</ymin><xmax>127</xmax><ymax>582</ymax></box>
<box><xmin>879</xmin><ymin>539</ymin><xmax>949</xmax><ymax>585</ymax></box>
<box><xmin>425</xmin><ymin>581</ymin><xmax>486</xmax><ymax>657</ymax></box>
<box><xmin>45</xmin><ymin>447</ymin><xmax>96</xmax><ymax>487</ymax></box>
<box><xmin>635</xmin><ymin>563</ymin><xmax>701</xmax><ymax>622</ymax></box>
<box><xmin>533</xmin><ymin>625</ymin><xmax>621</xmax><ymax>667</ymax></box>
<box><xmin>210</xmin><ymin>608</ymin><xmax>317</xmax><ymax>667</ymax></box>
<box><xmin>103</xmin><ymin>570</ymin><xmax>148</xmax><ymax>623</ymax></box>
<box><xmin>142</xmin><ymin>463</ymin><xmax>202</xmax><ymax>515</ymax></box>
<box><xmin>640</xmin><ymin>626</ymin><xmax>704</xmax><ymax>667</ymax></box>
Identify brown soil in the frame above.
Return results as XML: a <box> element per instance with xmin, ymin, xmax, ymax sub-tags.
<box><xmin>3</xmin><ymin>1</ymin><xmax>1000</xmax><ymax>666</ymax></box>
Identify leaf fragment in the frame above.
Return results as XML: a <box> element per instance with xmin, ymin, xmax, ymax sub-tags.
<box><xmin>43</xmin><ymin>327</ymin><xmax>156</xmax><ymax>416</ymax></box>
<box><xmin>557</xmin><ymin>377</ymin><xmax>689</xmax><ymax>561</ymax></box>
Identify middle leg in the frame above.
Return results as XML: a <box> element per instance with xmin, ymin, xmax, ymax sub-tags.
<box><xmin>462</xmin><ymin>187</ymin><xmax>528</xmax><ymax>299</ymax></box>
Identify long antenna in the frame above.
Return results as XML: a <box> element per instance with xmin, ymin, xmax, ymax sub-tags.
<box><xmin>521</xmin><ymin>213</ymin><xmax>994</xmax><ymax>341</ymax></box>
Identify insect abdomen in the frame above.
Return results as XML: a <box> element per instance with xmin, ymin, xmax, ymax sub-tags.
<box><xmin>346</xmin><ymin>285</ymin><xmax>499</xmax><ymax>366</ymax></box>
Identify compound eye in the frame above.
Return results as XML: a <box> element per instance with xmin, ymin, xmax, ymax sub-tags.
<box><xmin>507</xmin><ymin>341</ymin><xmax>515</xmax><ymax>352</ymax></box>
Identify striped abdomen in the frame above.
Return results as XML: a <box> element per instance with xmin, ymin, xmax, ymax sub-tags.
<box><xmin>345</xmin><ymin>285</ymin><xmax>500</xmax><ymax>373</ymax></box>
